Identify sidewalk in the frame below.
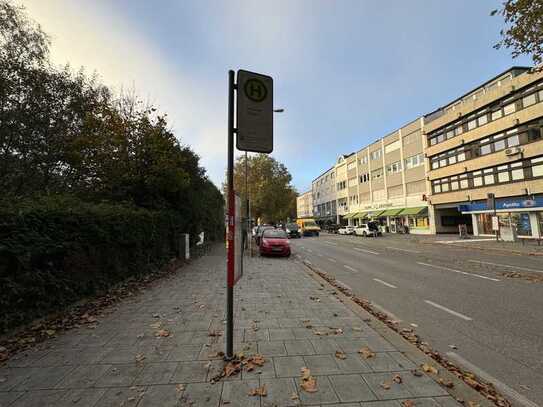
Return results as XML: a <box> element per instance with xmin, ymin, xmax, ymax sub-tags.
<box><xmin>0</xmin><ymin>245</ymin><xmax>481</xmax><ymax>407</ymax></box>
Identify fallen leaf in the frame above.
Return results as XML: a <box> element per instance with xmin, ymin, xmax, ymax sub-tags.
<box><xmin>402</xmin><ymin>400</ymin><xmax>415</xmax><ymax>407</ymax></box>
<box><xmin>520</xmin><ymin>384</ymin><xmax>531</xmax><ymax>390</ymax></box>
<box><xmin>352</xmin><ymin>327</ymin><xmax>362</xmax><ymax>331</ymax></box>
<box><xmin>150</xmin><ymin>322</ymin><xmax>162</xmax><ymax>329</ymax></box>
<box><xmin>290</xmin><ymin>393</ymin><xmax>299</xmax><ymax>400</ymax></box>
<box><xmin>176</xmin><ymin>384</ymin><xmax>185</xmax><ymax>392</ymax></box>
<box><xmin>421</xmin><ymin>363</ymin><xmax>438</xmax><ymax>374</ymax></box>
<box><xmin>45</xmin><ymin>329</ymin><xmax>56</xmax><ymax>336</ymax></box>
<box><xmin>449</xmin><ymin>344</ymin><xmax>458</xmax><ymax>350</ymax></box>
<box><xmin>380</xmin><ymin>382</ymin><xmax>391</xmax><ymax>390</ymax></box>
<box><xmin>300</xmin><ymin>376</ymin><xmax>318</xmax><ymax>393</ymax></box>
<box><xmin>136</xmin><ymin>333</ymin><xmax>144</xmax><ymax>339</ymax></box>
<box><xmin>437</xmin><ymin>378</ymin><xmax>454</xmax><ymax>388</ymax></box>
<box><xmin>392</xmin><ymin>374</ymin><xmax>403</xmax><ymax>384</ymax></box>
<box><xmin>358</xmin><ymin>346</ymin><xmax>375</xmax><ymax>359</ymax></box>
<box><xmin>300</xmin><ymin>367</ymin><xmax>311</xmax><ymax>380</ymax></box>
<box><xmin>152</xmin><ymin>313</ymin><xmax>160</xmax><ymax>318</ymax></box>
<box><xmin>208</xmin><ymin>330</ymin><xmax>222</xmax><ymax>337</ymax></box>
<box><xmin>135</xmin><ymin>353</ymin><xmax>146</xmax><ymax>363</ymax></box>
<box><xmin>248</xmin><ymin>384</ymin><xmax>267</xmax><ymax>396</ymax></box>
<box><xmin>335</xmin><ymin>350</ymin><xmax>347</xmax><ymax>360</ymax></box>
<box><xmin>410</xmin><ymin>369</ymin><xmax>423</xmax><ymax>377</ymax></box>
<box><xmin>467</xmin><ymin>402</ymin><xmax>480</xmax><ymax>407</ymax></box>
<box><xmin>249</xmin><ymin>354</ymin><xmax>265</xmax><ymax>366</ymax></box>
<box><xmin>155</xmin><ymin>329</ymin><xmax>170</xmax><ymax>337</ymax></box>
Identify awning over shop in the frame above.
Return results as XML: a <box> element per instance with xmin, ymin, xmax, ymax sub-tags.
<box><xmin>380</xmin><ymin>208</ymin><xmax>404</xmax><ymax>216</ymax></box>
<box><xmin>400</xmin><ymin>206</ymin><xmax>428</xmax><ymax>215</ymax></box>
<box><xmin>367</xmin><ymin>210</ymin><xmax>385</xmax><ymax>217</ymax></box>
<box><xmin>343</xmin><ymin>212</ymin><xmax>357</xmax><ymax>219</ymax></box>
<box><xmin>353</xmin><ymin>212</ymin><xmax>368</xmax><ymax>219</ymax></box>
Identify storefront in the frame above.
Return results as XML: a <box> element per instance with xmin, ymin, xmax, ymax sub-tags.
<box><xmin>347</xmin><ymin>207</ymin><xmax>430</xmax><ymax>234</ymax></box>
<box><xmin>458</xmin><ymin>195</ymin><xmax>543</xmax><ymax>239</ymax></box>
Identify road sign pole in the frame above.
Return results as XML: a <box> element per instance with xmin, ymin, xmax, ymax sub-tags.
<box><xmin>226</xmin><ymin>69</ymin><xmax>235</xmax><ymax>360</ymax></box>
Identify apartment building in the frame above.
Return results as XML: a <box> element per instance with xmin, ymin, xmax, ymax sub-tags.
<box><xmin>312</xmin><ymin>165</ymin><xmax>338</xmax><ymax>224</ymax></box>
<box><xmin>296</xmin><ymin>190</ymin><xmax>313</xmax><ymax>219</ymax></box>
<box><xmin>425</xmin><ymin>67</ymin><xmax>543</xmax><ymax>238</ymax></box>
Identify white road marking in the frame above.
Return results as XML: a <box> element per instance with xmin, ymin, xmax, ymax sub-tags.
<box><xmin>446</xmin><ymin>352</ymin><xmax>540</xmax><ymax>407</ymax></box>
<box><xmin>307</xmin><ymin>249</ymin><xmax>313</xmax><ymax>253</ymax></box>
<box><xmin>343</xmin><ymin>265</ymin><xmax>357</xmax><ymax>272</ymax></box>
<box><xmin>424</xmin><ymin>300</ymin><xmax>473</xmax><ymax>321</ymax></box>
<box><xmin>316</xmin><ymin>253</ymin><xmax>323</xmax><ymax>257</ymax></box>
<box><xmin>371</xmin><ymin>302</ymin><xmax>402</xmax><ymax>322</ymax></box>
<box><xmin>324</xmin><ymin>241</ymin><xmax>338</xmax><ymax>246</ymax></box>
<box><xmin>328</xmin><ymin>258</ymin><xmax>337</xmax><ymax>263</ymax></box>
<box><xmin>354</xmin><ymin>247</ymin><xmax>380</xmax><ymax>255</ymax></box>
<box><xmin>435</xmin><ymin>238</ymin><xmax>495</xmax><ymax>244</ymax></box>
<box><xmin>300</xmin><ymin>246</ymin><xmax>305</xmax><ymax>249</ymax></box>
<box><xmin>373</xmin><ymin>278</ymin><xmax>397</xmax><ymax>288</ymax></box>
<box><xmin>468</xmin><ymin>260</ymin><xmax>543</xmax><ymax>274</ymax></box>
<box><xmin>386</xmin><ymin>246</ymin><xmax>420</xmax><ymax>254</ymax></box>
<box><xmin>417</xmin><ymin>262</ymin><xmax>500</xmax><ymax>282</ymax></box>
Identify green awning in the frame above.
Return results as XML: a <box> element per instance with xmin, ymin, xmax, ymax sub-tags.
<box><xmin>353</xmin><ymin>212</ymin><xmax>368</xmax><ymax>219</ymax></box>
<box><xmin>343</xmin><ymin>212</ymin><xmax>357</xmax><ymax>219</ymax></box>
<box><xmin>380</xmin><ymin>208</ymin><xmax>404</xmax><ymax>216</ymax></box>
<box><xmin>367</xmin><ymin>210</ymin><xmax>385</xmax><ymax>217</ymax></box>
<box><xmin>400</xmin><ymin>206</ymin><xmax>428</xmax><ymax>215</ymax></box>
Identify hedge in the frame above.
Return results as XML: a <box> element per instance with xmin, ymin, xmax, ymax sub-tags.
<box><xmin>0</xmin><ymin>196</ymin><xmax>204</xmax><ymax>334</ymax></box>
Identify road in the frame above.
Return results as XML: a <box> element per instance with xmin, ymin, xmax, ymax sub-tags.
<box><xmin>289</xmin><ymin>233</ymin><xmax>543</xmax><ymax>407</ymax></box>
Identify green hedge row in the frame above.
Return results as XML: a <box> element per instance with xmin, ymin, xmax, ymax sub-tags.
<box><xmin>0</xmin><ymin>196</ymin><xmax>206</xmax><ymax>334</ymax></box>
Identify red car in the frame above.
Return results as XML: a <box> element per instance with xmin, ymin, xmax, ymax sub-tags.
<box><xmin>259</xmin><ymin>229</ymin><xmax>291</xmax><ymax>257</ymax></box>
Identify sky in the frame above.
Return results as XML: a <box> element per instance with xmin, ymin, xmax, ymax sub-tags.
<box><xmin>22</xmin><ymin>0</ymin><xmax>532</xmax><ymax>193</ymax></box>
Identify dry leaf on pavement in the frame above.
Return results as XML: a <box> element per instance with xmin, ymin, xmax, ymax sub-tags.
<box><xmin>300</xmin><ymin>367</ymin><xmax>318</xmax><ymax>393</ymax></box>
<box><xmin>135</xmin><ymin>353</ymin><xmax>146</xmax><ymax>363</ymax></box>
<box><xmin>402</xmin><ymin>400</ymin><xmax>415</xmax><ymax>407</ymax></box>
<box><xmin>410</xmin><ymin>369</ymin><xmax>423</xmax><ymax>377</ymax></box>
<box><xmin>437</xmin><ymin>378</ymin><xmax>454</xmax><ymax>388</ymax></box>
<box><xmin>380</xmin><ymin>382</ymin><xmax>391</xmax><ymax>390</ymax></box>
<box><xmin>335</xmin><ymin>350</ymin><xmax>347</xmax><ymax>360</ymax></box>
<box><xmin>176</xmin><ymin>384</ymin><xmax>185</xmax><ymax>392</ymax></box>
<box><xmin>392</xmin><ymin>374</ymin><xmax>402</xmax><ymax>384</ymax></box>
<box><xmin>421</xmin><ymin>363</ymin><xmax>438</xmax><ymax>374</ymax></box>
<box><xmin>248</xmin><ymin>384</ymin><xmax>267</xmax><ymax>397</ymax></box>
<box><xmin>155</xmin><ymin>329</ymin><xmax>170</xmax><ymax>337</ymax></box>
<box><xmin>358</xmin><ymin>346</ymin><xmax>375</xmax><ymax>359</ymax></box>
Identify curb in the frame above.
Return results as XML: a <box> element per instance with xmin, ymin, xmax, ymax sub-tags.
<box><xmin>296</xmin><ymin>258</ymin><xmax>499</xmax><ymax>407</ymax></box>
<box><xmin>418</xmin><ymin>240</ymin><xmax>543</xmax><ymax>257</ymax></box>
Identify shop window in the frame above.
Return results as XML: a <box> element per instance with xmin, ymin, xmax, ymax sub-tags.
<box><xmin>477</xmin><ymin>213</ymin><xmax>494</xmax><ymax>234</ymax></box>
<box><xmin>538</xmin><ymin>212</ymin><xmax>543</xmax><ymax>237</ymax></box>
<box><xmin>511</xmin><ymin>213</ymin><xmax>532</xmax><ymax>236</ymax></box>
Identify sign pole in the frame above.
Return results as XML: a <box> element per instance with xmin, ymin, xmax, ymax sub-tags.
<box><xmin>226</xmin><ymin>69</ymin><xmax>235</xmax><ymax>360</ymax></box>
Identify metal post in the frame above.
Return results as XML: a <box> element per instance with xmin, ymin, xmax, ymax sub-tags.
<box><xmin>226</xmin><ymin>70</ymin><xmax>235</xmax><ymax>360</ymax></box>
<box><xmin>245</xmin><ymin>151</ymin><xmax>251</xmax><ymax>256</ymax></box>
<box><xmin>494</xmin><ymin>196</ymin><xmax>499</xmax><ymax>242</ymax></box>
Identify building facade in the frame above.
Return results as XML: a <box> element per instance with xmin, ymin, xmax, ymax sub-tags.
<box><xmin>296</xmin><ymin>190</ymin><xmax>313</xmax><ymax>219</ymax></box>
<box><xmin>425</xmin><ymin>67</ymin><xmax>543</xmax><ymax>239</ymax></box>
<box><xmin>304</xmin><ymin>66</ymin><xmax>543</xmax><ymax>238</ymax></box>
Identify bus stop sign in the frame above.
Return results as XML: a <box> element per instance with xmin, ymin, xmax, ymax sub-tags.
<box><xmin>236</xmin><ymin>70</ymin><xmax>273</xmax><ymax>153</ymax></box>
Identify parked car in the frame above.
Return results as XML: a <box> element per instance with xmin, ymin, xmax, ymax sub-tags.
<box><xmin>338</xmin><ymin>225</ymin><xmax>355</xmax><ymax>235</ymax></box>
<box><xmin>296</xmin><ymin>218</ymin><xmax>320</xmax><ymax>236</ymax></box>
<box><xmin>255</xmin><ymin>225</ymin><xmax>274</xmax><ymax>246</ymax></box>
<box><xmin>285</xmin><ymin>223</ymin><xmax>301</xmax><ymax>238</ymax></box>
<box><xmin>354</xmin><ymin>222</ymin><xmax>381</xmax><ymax>237</ymax></box>
<box><xmin>259</xmin><ymin>229</ymin><xmax>291</xmax><ymax>257</ymax></box>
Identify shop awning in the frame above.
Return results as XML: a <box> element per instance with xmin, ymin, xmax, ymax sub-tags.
<box><xmin>343</xmin><ymin>212</ymin><xmax>357</xmax><ymax>219</ymax></box>
<box><xmin>353</xmin><ymin>212</ymin><xmax>368</xmax><ymax>219</ymax></box>
<box><xmin>380</xmin><ymin>208</ymin><xmax>404</xmax><ymax>216</ymax></box>
<box><xmin>367</xmin><ymin>210</ymin><xmax>385</xmax><ymax>217</ymax></box>
<box><xmin>400</xmin><ymin>206</ymin><xmax>428</xmax><ymax>215</ymax></box>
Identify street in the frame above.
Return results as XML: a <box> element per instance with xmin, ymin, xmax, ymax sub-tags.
<box><xmin>289</xmin><ymin>233</ymin><xmax>543</xmax><ymax>407</ymax></box>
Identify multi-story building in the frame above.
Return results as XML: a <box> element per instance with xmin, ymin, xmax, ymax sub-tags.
<box><xmin>296</xmin><ymin>190</ymin><xmax>313</xmax><ymax>219</ymax></box>
<box><xmin>312</xmin><ymin>165</ymin><xmax>338</xmax><ymax>225</ymax></box>
<box><xmin>425</xmin><ymin>67</ymin><xmax>543</xmax><ymax>238</ymax></box>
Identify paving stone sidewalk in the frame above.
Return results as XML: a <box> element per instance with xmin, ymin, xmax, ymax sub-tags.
<box><xmin>0</xmin><ymin>245</ymin><xmax>461</xmax><ymax>407</ymax></box>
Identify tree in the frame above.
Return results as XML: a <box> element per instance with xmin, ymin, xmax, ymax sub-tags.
<box><xmin>492</xmin><ymin>0</ymin><xmax>543</xmax><ymax>65</ymax></box>
<box><xmin>228</xmin><ymin>154</ymin><xmax>297</xmax><ymax>223</ymax></box>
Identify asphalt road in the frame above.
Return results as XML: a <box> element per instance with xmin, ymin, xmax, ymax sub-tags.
<box><xmin>288</xmin><ymin>233</ymin><xmax>543</xmax><ymax>407</ymax></box>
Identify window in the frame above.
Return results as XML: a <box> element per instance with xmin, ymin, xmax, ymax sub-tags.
<box><xmin>347</xmin><ymin>161</ymin><xmax>356</xmax><ymax>171</ymax></box>
<box><xmin>480</xmin><ymin>142</ymin><xmax>492</xmax><ymax>155</ymax></box>
<box><xmin>484</xmin><ymin>172</ymin><xmax>495</xmax><ymax>185</ymax></box>
<box><xmin>491</xmin><ymin>109</ymin><xmax>503</xmax><ymax>121</ymax></box>
<box><xmin>523</xmin><ymin>93</ymin><xmax>537</xmax><ymax>107</ymax></box>
<box><xmin>511</xmin><ymin>163</ymin><xmax>524</xmax><ymax>180</ymax></box>
<box><xmin>494</xmin><ymin>139</ymin><xmax>506</xmax><ymax>151</ymax></box>
<box><xmin>405</xmin><ymin>153</ymin><xmax>424</xmax><ymax>169</ymax></box>
<box><xmin>478</xmin><ymin>114</ymin><xmax>488</xmax><ymax>126</ymax></box>
<box><xmin>359</xmin><ymin>173</ymin><xmax>369</xmax><ymax>183</ymax></box>
<box><xmin>532</xmin><ymin>157</ymin><xmax>543</xmax><ymax>177</ymax></box>
<box><xmin>467</xmin><ymin>119</ymin><xmax>477</xmax><ymax>130</ymax></box>
<box><xmin>386</xmin><ymin>161</ymin><xmax>402</xmax><ymax>174</ymax></box>
<box><xmin>498</xmin><ymin>170</ymin><xmax>510</xmax><ymax>183</ymax></box>
<box><xmin>507</xmin><ymin>134</ymin><xmax>520</xmax><ymax>146</ymax></box>
<box><xmin>406</xmin><ymin>180</ymin><xmax>426</xmax><ymax>195</ymax></box>
<box><xmin>473</xmin><ymin>171</ymin><xmax>483</xmax><ymax>187</ymax></box>
<box><xmin>371</xmin><ymin>150</ymin><xmax>382</xmax><ymax>160</ymax></box>
<box><xmin>372</xmin><ymin>188</ymin><xmax>385</xmax><ymax>201</ymax></box>
<box><xmin>503</xmin><ymin>102</ymin><xmax>516</xmax><ymax>115</ymax></box>
<box><xmin>385</xmin><ymin>140</ymin><xmax>401</xmax><ymax>154</ymax></box>
<box><xmin>403</xmin><ymin>130</ymin><xmax>420</xmax><ymax>146</ymax></box>
<box><xmin>371</xmin><ymin>168</ymin><xmax>383</xmax><ymax>180</ymax></box>
<box><xmin>360</xmin><ymin>155</ymin><xmax>368</xmax><ymax>165</ymax></box>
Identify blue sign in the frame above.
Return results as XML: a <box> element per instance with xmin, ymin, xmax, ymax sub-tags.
<box><xmin>458</xmin><ymin>195</ymin><xmax>543</xmax><ymax>212</ymax></box>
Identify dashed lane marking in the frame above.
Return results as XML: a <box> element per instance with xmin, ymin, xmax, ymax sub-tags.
<box><xmin>386</xmin><ymin>246</ymin><xmax>420</xmax><ymax>254</ymax></box>
<box><xmin>372</xmin><ymin>278</ymin><xmax>397</xmax><ymax>288</ymax></box>
<box><xmin>417</xmin><ymin>262</ymin><xmax>500</xmax><ymax>282</ymax></box>
<box><xmin>343</xmin><ymin>265</ymin><xmax>357</xmax><ymax>272</ymax></box>
<box><xmin>468</xmin><ymin>259</ymin><xmax>543</xmax><ymax>274</ymax></box>
<box><xmin>424</xmin><ymin>300</ymin><xmax>473</xmax><ymax>321</ymax></box>
<box><xmin>354</xmin><ymin>247</ymin><xmax>380</xmax><ymax>255</ymax></box>
<box><xmin>328</xmin><ymin>258</ymin><xmax>337</xmax><ymax>263</ymax></box>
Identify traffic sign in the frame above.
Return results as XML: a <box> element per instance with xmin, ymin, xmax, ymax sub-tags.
<box><xmin>236</xmin><ymin>70</ymin><xmax>273</xmax><ymax>153</ymax></box>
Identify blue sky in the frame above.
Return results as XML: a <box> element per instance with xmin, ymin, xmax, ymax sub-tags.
<box><xmin>23</xmin><ymin>0</ymin><xmax>531</xmax><ymax>192</ymax></box>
